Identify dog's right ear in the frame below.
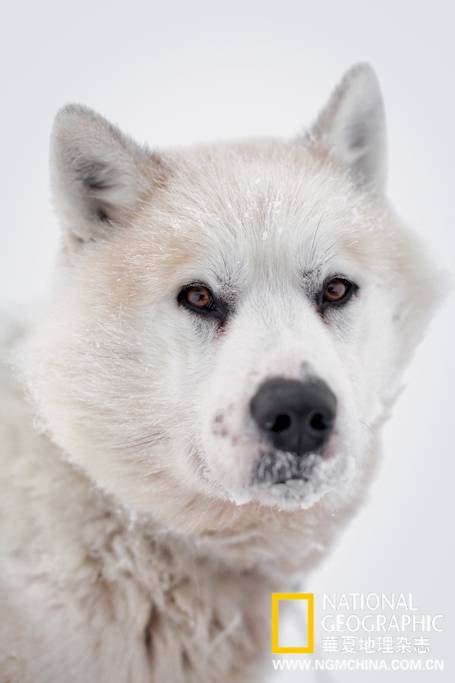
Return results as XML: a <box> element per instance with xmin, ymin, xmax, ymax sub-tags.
<box><xmin>51</xmin><ymin>105</ymin><xmax>164</xmax><ymax>246</ymax></box>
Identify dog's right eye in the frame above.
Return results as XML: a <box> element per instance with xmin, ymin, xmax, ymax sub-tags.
<box><xmin>177</xmin><ymin>283</ymin><xmax>230</xmax><ymax>326</ymax></box>
<box><xmin>177</xmin><ymin>284</ymin><xmax>215</xmax><ymax>313</ymax></box>
<box><xmin>183</xmin><ymin>285</ymin><xmax>213</xmax><ymax>309</ymax></box>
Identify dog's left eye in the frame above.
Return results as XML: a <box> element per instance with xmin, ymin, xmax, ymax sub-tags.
<box><xmin>320</xmin><ymin>277</ymin><xmax>357</xmax><ymax>309</ymax></box>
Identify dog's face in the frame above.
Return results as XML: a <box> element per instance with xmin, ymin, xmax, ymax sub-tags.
<box><xmin>24</xmin><ymin>65</ymin><xmax>437</xmax><ymax>524</ymax></box>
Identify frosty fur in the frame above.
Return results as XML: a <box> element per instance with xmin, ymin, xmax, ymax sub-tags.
<box><xmin>0</xmin><ymin>64</ymin><xmax>438</xmax><ymax>682</ymax></box>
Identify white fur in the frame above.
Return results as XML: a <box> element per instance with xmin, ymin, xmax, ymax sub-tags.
<box><xmin>0</xmin><ymin>64</ymin><xmax>439</xmax><ymax>682</ymax></box>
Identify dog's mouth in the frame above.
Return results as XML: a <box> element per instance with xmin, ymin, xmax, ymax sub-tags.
<box><xmin>251</xmin><ymin>449</ymin><xmax>320</xmax><ymax>486</ymax></box>
<box><xmin>249</xmin><ymin>451</ymin><xmax>320</xmax><ymax>508</ymax></box>
<box><xmin>245</xmin><ymin>442</ymin><xmax>350</xmax><ymax>509</ymax></box>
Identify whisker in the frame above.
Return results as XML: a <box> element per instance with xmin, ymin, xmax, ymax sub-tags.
<box><xmin>108</xmin><ymin>433</ymin><xmax>167</xmax><ymax>451</ymax></box>
<box><xmin>309</xmin><ymin>215</ymin><xmax>323</xmax><ymax>265</ymax></box>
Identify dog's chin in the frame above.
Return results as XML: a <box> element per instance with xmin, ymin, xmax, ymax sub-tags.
<box><xmin>249</xmin><ymin>472</ymin><xmax>334</xmax><ymax>510</ymax></box>
<box><xmin>222</xmin><ymin>448</ymin><xmax>354</xmax><ymax>511</ymax></box>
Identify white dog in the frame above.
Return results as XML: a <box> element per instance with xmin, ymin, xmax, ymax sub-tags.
<box><xmin>0</xmin><ymin>64</ymin><xmax>438</xmax><ymax>682</ymax></box>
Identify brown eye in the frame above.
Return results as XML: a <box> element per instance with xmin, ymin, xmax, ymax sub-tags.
<box><xmin>183</xmin><ymin>285</ymin><xmax>213</xmax><ymax>309</ymax></box>
<box><xmin>323</xmin><ymin>278</ymin><xmax>348</xmax><ymax>302</ymax></box>
<box><xmin>178</xmin><ymin>283</ymin><xmax>229</xmax><ymax>324</ymax></box>
<box><xmin>321</xmin><ymin>277</ymin><xmax>356</xmax><ymax>307</ymax></box>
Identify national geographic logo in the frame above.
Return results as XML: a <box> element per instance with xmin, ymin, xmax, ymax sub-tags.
<box><xmin>271</xmin><ymin>593</ymin><xmax>315</xmax><ymax>654</ymax></box>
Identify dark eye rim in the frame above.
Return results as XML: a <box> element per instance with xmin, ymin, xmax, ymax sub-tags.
<box><xmin>177</xmin><ymin>282</ymin><xmax>228</xmax><ymax>324</ymax></box>
<box><xmin>318</xmin><ymin>276</ymin><xmax>358</xmax><ymax>311</ymax></box>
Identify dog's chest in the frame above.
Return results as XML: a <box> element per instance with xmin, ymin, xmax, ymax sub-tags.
<box><xmin>81</xmin><ymin>519</ymin><xmax>273</xmax><ymax>683</ymax></box>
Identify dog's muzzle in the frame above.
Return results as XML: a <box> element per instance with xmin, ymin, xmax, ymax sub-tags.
<box><xmin>250</xmin><ymin>377</ymin><xmax>337</xmax><ymax>483</ymax></box>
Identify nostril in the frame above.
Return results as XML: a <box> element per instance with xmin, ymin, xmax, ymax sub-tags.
<box><xmin>308</xmin><ymin>411</ymin><xmax>331</xmax><ymax>432</ymax></box>
<box><xmin>266</xmin><ymin>413</ymin><xmax>292</xmax><ymax>433</ymax></box>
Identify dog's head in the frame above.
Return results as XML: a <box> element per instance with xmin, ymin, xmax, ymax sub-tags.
<box><xmin>24</xmin><ymin>65</ymin><xmax>437</xmax><ymax>526</ymax></box>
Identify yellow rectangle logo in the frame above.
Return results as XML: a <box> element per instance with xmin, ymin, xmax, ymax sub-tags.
<box><xmin>271</xmin><ymin>592</ymin><xmax>314</xmax><ymax>654</ymax></box>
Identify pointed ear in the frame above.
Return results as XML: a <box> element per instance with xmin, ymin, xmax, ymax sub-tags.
<box><xmin>308</xmin><ymin>63</ymin><xmax>387</xmax><ymax>193</ymax></box>
<box><xmin>50</xmin><ymin>105</ymin><xmax>165</xmax><ymax>245</ymax></box>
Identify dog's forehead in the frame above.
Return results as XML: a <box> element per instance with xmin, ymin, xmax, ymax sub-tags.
<box><xmin>161</xmin><ymin>138</ymin><xmax>350</xmax><ymax>234</ymax></box>
<box><xmin>141</xmin><ymin>140</ymin><xmax>383</xmax><ymax>281</ymax></box>
<box><xmin>98</xmin><ymin>138</ymin><xmax>391</xmax><ymax>306</ymax></box>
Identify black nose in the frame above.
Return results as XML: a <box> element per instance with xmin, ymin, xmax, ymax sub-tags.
<box><xmin>250</xmin><ymin>378</ymin><xmax>337</xmax><ymax>456</ymax></box>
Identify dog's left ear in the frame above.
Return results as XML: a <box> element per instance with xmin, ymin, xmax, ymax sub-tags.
<box><xmin>308</xmin><ymin>63</ymin><xmax>387</xmax><ymax>193</ymax></box>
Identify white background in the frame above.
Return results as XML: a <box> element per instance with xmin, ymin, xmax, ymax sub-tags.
<box><xmin>1</xmin><ymin>2</ymin><xmax>453</xmax><ymax>681</ymax></box>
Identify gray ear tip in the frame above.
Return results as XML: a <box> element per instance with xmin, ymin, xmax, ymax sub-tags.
<box><xmin>342</xmin><ymin>63</ymin><xmax>382</xmax><ymax>97</ymax></box>
<box><xmin>52</xmin><ymin>105</ymin><xmax>88</xmax><ymax>152</ymax></box>
<box><xmin>346</xmin><ymin>62</ymin><xmax>377</xmax><ymax>78</ymax></box>
<box><xmin>55</xmin><ymin>102</ymin><xmax>101</xmax><ymax>120</ymax></box>
<box><xmin>51</xmin><ymin>104</ymin><xmax>144</xmax><ymax>161</ymax></box>
<box><xmin>56</xmin><ymin>102</ymin><xmax>91</xmax><ymax>116</ymax></box>
<box><xmin>52</xmin><ymin>103</ymin><xmax>102</xmax><ymax>137</ymax></box>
